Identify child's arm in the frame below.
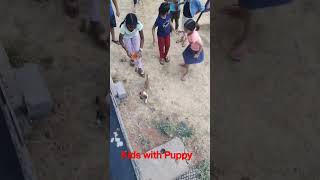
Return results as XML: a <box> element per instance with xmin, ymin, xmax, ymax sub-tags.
<box><xmin>112</xmin><ymin>0</ymin><xmax>120</xmax><ymax>17</ymax></box>
<box><xmin>169</xmin><ymin>21</ymin><xmax>174</xmax><ymax>32</ymax></box>
<box><xmin>119</xmin><ymin>33</ymin><xmax>130</xmax><ymax>57</ymax></box>
<box><xmin>139</xmin><ymin>30</ymin><xmax>144</xmax><ymax>56</ymax></box>
<box><xmin>194</xmin><ymin>42</ymin><xmax>203</xmax><ymax>57</ymax></box>
<box><xmin>152</xmin><ymin>25</ymin><xmax>157</xmax><ymax>46</ymax></box>
<box><xmin>119</xmin><ymin>33</ymin><xmax>124</xmax><ymax>49</ymax></box>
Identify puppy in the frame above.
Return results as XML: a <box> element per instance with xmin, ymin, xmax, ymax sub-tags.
<box><xmin>139</xmin><ymin>74</ymin><xmax>149</xmax><ymax>104</ymax></box>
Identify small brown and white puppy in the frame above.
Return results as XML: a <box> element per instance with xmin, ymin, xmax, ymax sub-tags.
<box><xmin>139</xmin><ymin>74</ymin><xmax>149</xmax><ymax>104</ymax></box>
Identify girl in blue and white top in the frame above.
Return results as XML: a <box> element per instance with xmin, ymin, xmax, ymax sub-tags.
<box><xmin>119</xmin><ymin>13</ymin><xmax>145</xmax><ymax>77</ymax></box>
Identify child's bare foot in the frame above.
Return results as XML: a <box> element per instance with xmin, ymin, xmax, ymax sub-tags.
<box><xmin>112</xmin><ymin>40</ymin><xmax>120</xmax><ymax>45</ymax></box>
<box><xmin>160</xmin><ymin>58</ymin><xmax>165</xmax><ymax>65</ymax></box>
<box><xmin>179</xmin><ymin>63</ymin><xmax>186</xmax><ymax>67</ymax></box>
<box><xmin>230</xmin><ymin>41</ymin><xmax>249</xmax><ymax>61</ymax></box>
<box><xmin>181</xmin><ymin>75</ymin><xmax>187</xmax><ymax>81</ymax></box>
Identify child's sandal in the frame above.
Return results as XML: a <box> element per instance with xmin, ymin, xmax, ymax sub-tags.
<box><xmin>165</xmin><ymin>57</ymin><xmax>170</xmax><ymax>62</ymax></box>
<box><xmin>159</xmin><ymin>58</ymin><xmax>165</xmax><ymax>65</ymax></box>
<box><xmin>138</xmin><ymin>68</ymin><xmax>145</xmax><ymax>77</ymax></box>
<box><xmin>130</xmin><ymin>60</ymin><xmax>135</xmax><ymax>66</ymax></box>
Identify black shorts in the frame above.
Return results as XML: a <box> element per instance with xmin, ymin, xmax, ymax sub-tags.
<box><xmin>171</xmin><ymin>10</ymin><xmax>180</xmax><ymax>20</ymax></box>
<box><xmin>110</xmin><ymin>15</ymin><xmax>116</xmax><ymax>28</ymax></box>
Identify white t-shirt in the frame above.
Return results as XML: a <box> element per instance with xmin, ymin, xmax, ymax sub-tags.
<box><xmin>119</xmin><ymin>21</ymin><xmax>144</xmax><ymax>39</ymax></box>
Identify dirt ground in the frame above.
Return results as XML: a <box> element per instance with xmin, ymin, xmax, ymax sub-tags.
<box><xmin>110</xmin><ymin>0</ymin><xmax>210</xmax><ymax>164</ymax></box>
<box><xmin>214</xmin><ymin>0</ymin><xmax>320</xmax><ymax>179</ymax></box>
<box><xmin>0</xmin><ymin>1</ymin><xmax>107</xmax><ymax>180</ymax></box>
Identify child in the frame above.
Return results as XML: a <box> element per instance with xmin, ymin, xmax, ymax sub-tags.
<box><xmin>164</xmin><ymin>0</ymin><xmax>182</xmax><ymax>30</ymax></box>
<box><xmin>119</xmin><ymin>13</ymin><xmax>145</xmax><ymax>77</ymax></box>
<box><xmin>110</xmin><ymin>0</ymin><xmax>120</xmax><ymax>45</ymax></box>
<box><xmin>177</xmin><ymin>0</ymin><xmax>204</xmax><ymax>47</ymax></box>
<box><xmin>79</xmin><ymin>0</ymin><xmax>108</xmax><ymax>48</ymax></box>
<box><xmin>180</xmin><ymin>19</ymin><xmax>204</xmax><ymax>81</ymax></box>
<box><xmin>222</xmin><ymin>0</ymin><xmax>293</xmax><ymax>61</ymax></box>
<box><xmin>152</xmin><ymin>3</ymin><xmax>174</xmax><ymax>65</ymax></box>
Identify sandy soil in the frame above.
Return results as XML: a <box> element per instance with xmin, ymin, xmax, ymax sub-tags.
<box><xmin>0</xmin><ymin>0</ymin><xmax>107</xmax><ymax>180</ymax></box>
<box><xmin>214</xmin><ymin>0</ymin><xmax>320</xmax><ymax>179</ymax></box>
<box><xmin>110</xmin><ymin>0</ymin><xmax>210</xmax><ymax>164</ymax></box>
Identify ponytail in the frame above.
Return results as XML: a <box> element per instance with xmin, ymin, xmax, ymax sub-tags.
<box><xmin>184</xmin><ymin>19</ymin><xmax>200</xmax><ymax>31</ymax></box>
<box><xmin>195</xmin><ymin>23</ymin><xmax>200</xmax><ymax>31</ymax></box>
<box><xmin>119</xmin><ymin>13</ymin><xmax>138</xmax><ymax>28</ymax></box>
<box><xmin>119</xmin><ymin>19</ymin><xmax>125</xmax><ymax>28</ymax></box>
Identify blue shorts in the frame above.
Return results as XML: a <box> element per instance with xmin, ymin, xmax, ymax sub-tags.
<box><xmin>110</xmin><ymin>15</ymin><xmax>116</xmax><ymax>28</ymax></box>
<box><xmin>239</xmin><ymin>0</ymin><xmax>293</xmax><ymax>10</ymax></box>
<box><xmin>183</xmin><ymin>45</ymin><xmax>204</xmax><ymax>65</ymax></box>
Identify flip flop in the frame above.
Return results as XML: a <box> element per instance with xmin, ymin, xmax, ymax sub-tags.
<box><xmin>181</xmin><ymin>75</ymin><xmax>187</xmax><ymax>81</ymax></box>
<box><xmin>112</xmin><ymin>40</ymin><xmax>120</xmax><ymax>45</ymax></box>
<box><xmin>130</xmin><ymin>60</ymin><xmax>135</xmax><ymax>66</ymax></box>
<box><xmin>165</xmin><ymin>57</ymin><xmax>170</xmax><ymax>62</ymax></box>
<box><xmin>138</xmin><ymin>68</ymin><xmax>145</xmax><ymax>77</ymax></box>
<box><xmin>160</xmin><ymin>59</ymin><xmax>165</xmax><ymax>65</ymax></box>
<box><xmin>230</xmin><ymin>42</ymin><xmax>249</xmax><ymax>61</ymax></box>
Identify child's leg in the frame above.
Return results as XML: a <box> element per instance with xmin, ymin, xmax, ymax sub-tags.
<box><xmin>164</xmin><ymin>35</ymin><xmax>170</xmax><ymax>60</ymax></box>
<box><xmin>230</xmin><ymin>8</ymin><xmax>251</xmax><ymax>61</ymax></box>
<box><xmin>122</xmin><ymin>38</ymin><xmax>134</xmax><ymax>56</ymax></box>
<box><xmin>111</xmin><ymin>28</ymin><xmax>116</xmax><ymax>41</ymax></box>
<box><xmin>131</xmin><ymin>33</ymin><xmax>144</xmax><ymax>70</ymax></box>
<box><xmin>158</xmin><ymin>36</ymin><xmax>165</xmax><ymax>62</ymax></box>
<box><xmin>181</xmin><ymin>64</ymin><xmax>189</xmax><ymax>81</ymax></box>
<box><xmin>171</xmin><ymin>12</ymin><xmax>175</xmax><ymax>23</ymax></box>
<box><xmin>175</xmin><ymin>11</ymin><xmax>180</xmax><ymax>30</ymax></box>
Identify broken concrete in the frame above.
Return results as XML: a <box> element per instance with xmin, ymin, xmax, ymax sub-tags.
<box><xmin>136</xmin><ymin>137</ymin><xmax>191</xmax><ymax>180</ymax></box>
<box><xmin>114</xmin><ymin>81</ymin><xmax>127</xmax><ymax>100</ymax></box>
<box><xmin>15</xmin><ymin>63</ymin><xmax>53</xmax><ymax>120</ymax></box>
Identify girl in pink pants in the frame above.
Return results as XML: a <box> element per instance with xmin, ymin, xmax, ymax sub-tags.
<box><xmin>119</xmin><ymin>13</ymin><xmax>145</xmax><ymax>77</ymax></box>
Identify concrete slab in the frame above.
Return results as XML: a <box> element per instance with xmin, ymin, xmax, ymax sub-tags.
<box><xmin>15</xmin><ymin>63</ymin><xmax>53</xmax><ymax>119</ymax></box>
<box><xmin>136</xmin><ymin>137</ymin><xmax>191</xmax><ymax>180</ymax></box>
<box><xmin>114</xmin><ymin>81</ymin><xmax>127</xmax><ymax>100</ymax></box>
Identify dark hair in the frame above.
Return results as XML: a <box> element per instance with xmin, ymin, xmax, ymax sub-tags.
<box><xmin>159</xmin><ymin>2</ymin><xmax>170</xmax><ymax>16</ymax></box>
<box><xmin>184</xmin><ymin>19</ymin><xmax>200</xmax><ymax>31</ymax></box>
<box><xmin>120</xmin><ymin>13</ymin><xmax>138</xmax><ymax>28</ymax></box>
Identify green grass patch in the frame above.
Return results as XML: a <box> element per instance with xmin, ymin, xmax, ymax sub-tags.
<box><xmin>197</xmin><ymin>160</ymin><xmax>210</xmax><ymax>180</ymax></box>
<box><xmin>155</xmin><ymin>119</ymin><xmax>193</xmax><ymax>139</ymax></box>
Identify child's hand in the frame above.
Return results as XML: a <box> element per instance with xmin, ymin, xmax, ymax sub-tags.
<box><xmin>116</xmin><ymin>11</ymin><xmax>120</xmax><ymax>17</ymax></box>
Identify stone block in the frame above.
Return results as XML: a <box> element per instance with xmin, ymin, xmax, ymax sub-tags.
<box><xmin>15</xmin><ymin>63</ymin><xmax>52</xmax><ymax>119</ymax></box>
